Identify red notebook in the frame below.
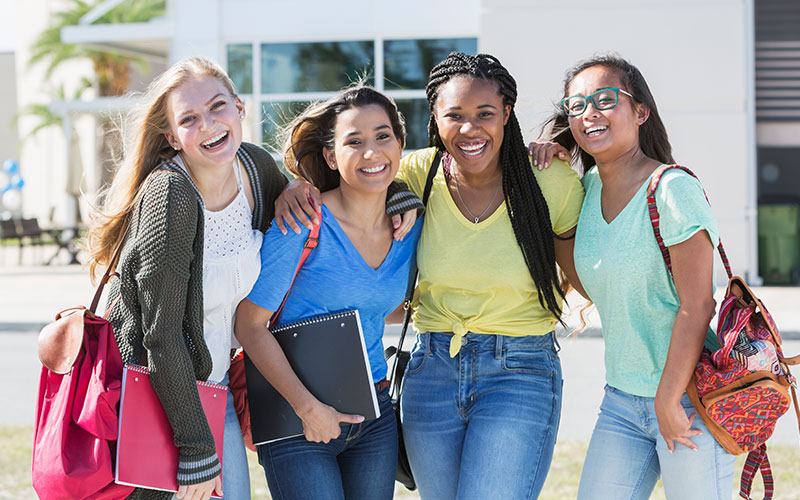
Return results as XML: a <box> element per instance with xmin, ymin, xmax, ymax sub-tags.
<box><xmin>115</xmin><ymin>365</ymin><xmax>226</xmax><ymax>496</ymax></box>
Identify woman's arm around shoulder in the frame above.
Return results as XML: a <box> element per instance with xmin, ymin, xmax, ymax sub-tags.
<box><xmin>239</xmin><ymin>142</ymin><xmax>289</xmax><ymax>230</ymax></box>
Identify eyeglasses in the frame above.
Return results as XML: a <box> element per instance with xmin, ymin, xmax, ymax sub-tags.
<box><xmin>560</xmin><ymin>88</ymin><xmax>635</xmax><ymax>117</ymax></box>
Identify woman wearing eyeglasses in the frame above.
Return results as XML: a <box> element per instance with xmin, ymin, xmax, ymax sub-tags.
<box><xmin>535</xmin><ymin>55</ymin><xmax>735</xmax><ymax>500</ymax></box>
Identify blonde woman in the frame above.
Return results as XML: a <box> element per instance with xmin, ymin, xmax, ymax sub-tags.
<box><xmin>86</xmin><ymin>57</ymin><xmax>288</xmax><ymax>500</ymax></box>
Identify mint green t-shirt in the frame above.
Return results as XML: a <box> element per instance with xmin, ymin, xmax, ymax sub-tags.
<box><xmin>573</xmin><ymin>166</ymin><xmax>720</xmax><ymax>397</ymax></box>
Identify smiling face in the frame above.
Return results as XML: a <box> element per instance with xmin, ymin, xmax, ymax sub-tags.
<box><xmin>433</xmin><ymin>76</ymin><xmax>511</xmax><ymax>176</ymax></box>
<box><xmin>566</xmin><ymin>65</ymin><xmax>649</xmax><ymax>164</ymax></box>
<box><xmin>165</xmin><ymin>75</ymin><xmax>244</xmax><ymax>170</ymax></box>
<box><xmin>324</xmin><ymin>103</ymin><xmax>403</xmax><ymax>194</ymax></box>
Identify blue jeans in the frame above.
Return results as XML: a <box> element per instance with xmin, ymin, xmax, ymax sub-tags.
<box><xmin>577</xmin><ymin>385</ymin><xmax>736</xmax><ymax>500</ymax></box>
<box><xmin>401</xmin><ymin>331</ymin><xmax>563</xmax><ymax>500</ymax></box>
<box><xmin>222</xmin><ymin>386</ymin><xmax>250</xmax><ymax>499</ymax></box>
<box><xmin>256</xmin><ymin>386</ymin><xmax>397</xmax><ymax>500</ymax></box>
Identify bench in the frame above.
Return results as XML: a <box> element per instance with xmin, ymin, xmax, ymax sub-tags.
<box><xmin>0</xmin><ymin>218</ymin><xmax>83</xmax><ymax>265</ymax></box>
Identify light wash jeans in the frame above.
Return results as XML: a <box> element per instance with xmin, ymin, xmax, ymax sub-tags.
<box><xmin>401</xmin><ymin>331</ymin><xmax>563</xmax><ymax>500</ymax></box>
<box><xmin>169</xmin><ymin>379</ymin><xmax>250</xmax><ymax>499</ymax></box>
<box><xmin>221</xmin><ymin>385</ymin><xmax>250</xmax><ymax>499</ymax></box>
<box><xmin>577</xmin><ymin>385</ymin><xmax>736</xmax><ymax>500</ymax></box>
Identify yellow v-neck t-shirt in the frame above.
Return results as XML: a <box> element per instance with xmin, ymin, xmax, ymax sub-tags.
<box><xmin>398</xmin><ymin>148</ymin><xmax>584</xmax><ymax>356</ymax></box>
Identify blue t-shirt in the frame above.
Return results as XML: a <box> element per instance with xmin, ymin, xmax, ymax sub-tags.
<box><xmin>574</xmin><ymin>166</ymin><xmax>720</xmax><ymax>397</ymax></box>
<box><xmin>247</xmin><ymin>204</ymin><xmax>423</xmax><ymax>382</ymax></box>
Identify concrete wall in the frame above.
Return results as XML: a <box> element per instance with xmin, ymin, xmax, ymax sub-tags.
<box><xmin>169</xmin><ymin>0</ymin><xmax>481</xmax><ymax>63</ymax></box>
<box><xmin>0</xmin><ymin>52</ymin><xmax>19</xmax><ymax>171</ymax></box>
<box><xmin>480</xmin><ymin>0</ymin><xmax>757</xmax><ymax>282</ymax></box>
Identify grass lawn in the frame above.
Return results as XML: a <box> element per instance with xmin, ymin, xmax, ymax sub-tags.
<box><xmin>5</xmin><ymin>426</ymin><xmax>798</xmax><ymax>499</ymax></box>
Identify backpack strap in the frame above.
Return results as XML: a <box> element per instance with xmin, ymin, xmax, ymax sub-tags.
<box><xmin>645</xmin><ymin>164</ymin><xmax>732</xmax><ymax>279</ymax></box>
<box><xmin>740</xmin><ymin>444</ymin><xmax>775</xmax><ymax>500</ymax></box>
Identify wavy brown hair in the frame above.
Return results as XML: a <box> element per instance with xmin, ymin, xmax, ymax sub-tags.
<box><xmin>84</xmin><ymin>57</ymin><xmax>237</xmax><ymax>280</ymax></box>
<box><xmin>282</xmin><ymin>86</ymin><xmax>406</xmax><ymax>193</ymax></box>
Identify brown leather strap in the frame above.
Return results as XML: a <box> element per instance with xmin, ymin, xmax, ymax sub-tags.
<box><xmin>89</xmin><ymin>232</ymin><xmax>128</xmax><ymax>314</ymax></box>
<box><xmin>791</xmin><ymin>383</ymin><xmax>800</xmax><ymax>437</ymax></box>
<box><xmin>781</xmin><ymin>354</ymin><xmax>800</xmax><ymax>365</ymax></box>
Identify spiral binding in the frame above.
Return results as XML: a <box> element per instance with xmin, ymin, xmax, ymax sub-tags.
<box><xmin>124</xmin><ymin>364</ymin><xmax>228</xmax><ymax>391</ymax></box>
<box><xmin>272</xmin><ymin>310</ymin><xmax>356</xmax><ymax>334</ymax></box>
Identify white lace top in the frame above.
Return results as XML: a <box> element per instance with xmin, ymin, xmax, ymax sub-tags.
<box><xmin>174</xmin><ymin>155</ymin><xmax>263</xmax><ymax>383</ymax></box>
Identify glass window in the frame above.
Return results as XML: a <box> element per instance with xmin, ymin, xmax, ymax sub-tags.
<box><xmin>227</xmin><ymin>44</ymin><xmax>253</xmax><ymax>94</ymax></box>
<box><xmin>383</xmin><ymin>38</ymin><xmax>478</xmax><ymax>90</ymax></box>
<box><xmin>261</xmin><ymin>41</ymin><xmax>374</xmax><ymax>93</ymax></box>
<box><xmin>396</xmin><ymin>99</ymin><xmax>431</xmax><ymax>151</ymax></box>
<box><xmin>261</xmin><ymin>101</ymin><xmax>310</xmax><ymax>151</ymax></box>
<box><xmin>226</xmin><ymin>37</ymin><xmax>476</xmax><ymax>148</ymax></box>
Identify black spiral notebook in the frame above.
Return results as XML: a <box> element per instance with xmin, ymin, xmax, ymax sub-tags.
<box><xmin>244</xmin><ymin>309</ymin><xmax>380</xmax><ymax>445</ymax></box>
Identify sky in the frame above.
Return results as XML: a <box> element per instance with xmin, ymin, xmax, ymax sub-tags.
<box><xmin>0</xmin><ymin>0</ymin><xmax>18</xmax><ymax>52</ymax></box>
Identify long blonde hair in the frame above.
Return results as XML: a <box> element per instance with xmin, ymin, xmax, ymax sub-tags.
<box><xmin>85</xmin><ymin>57</ymin><xmax>237</xmax><ymax>280</ymax></box>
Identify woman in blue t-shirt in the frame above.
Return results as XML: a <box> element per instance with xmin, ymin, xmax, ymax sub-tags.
<box><xmin>534</xmin><ymin>55</ymin><xmax>736</xmax><ymax>500</ymax></box>
<box><xmin>235</xmin><ymin>86</ymin><xmax>423</xmax><ymax>500</ymax></box>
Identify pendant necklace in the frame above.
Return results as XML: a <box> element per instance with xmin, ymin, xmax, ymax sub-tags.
<box><xmin>453</xmin><ymin>165</ymin><xmax>502</xmax><ymax>224</ymax></box>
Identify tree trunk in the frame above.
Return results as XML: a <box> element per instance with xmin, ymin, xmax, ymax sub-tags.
<box><xmin>93</xmin><ymin>56</ymin><xmax>131</xmax><ymax>190</ymax></box>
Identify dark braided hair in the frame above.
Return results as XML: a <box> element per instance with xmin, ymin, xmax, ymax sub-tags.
<box><xmin>541</xmin><ymin>54</ymin><xmax>675</xmax><ymax>175</ymax></box>
<box><xmin>427</xmin><ymin>52</ymin><xmax>566</xmax><ymax>321</ymax></box>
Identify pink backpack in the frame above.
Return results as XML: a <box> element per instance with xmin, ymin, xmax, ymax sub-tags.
<box><xmin>647</xmin><ymin>164</ymin><xmax>800</xmax><ymax>500</ymax></box>
<box><xmin>33</xmin><ymin>231</ymin><xmax>134</xmax><ymax>499</ymax></box>
<box><xmin>33</xmin><ymin>305</ymin><xmax>133</xmax><ymax>500</ymax></box>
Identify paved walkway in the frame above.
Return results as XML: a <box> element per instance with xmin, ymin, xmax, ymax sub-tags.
<box><xmin>1</xmin><ymin>261</ymin><xmax>798</xmax><ymax>446</ymax></box>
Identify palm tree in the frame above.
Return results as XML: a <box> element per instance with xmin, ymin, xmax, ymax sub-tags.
<box><xmin>13</xmin><ymin>79</ymin><xmax>93</xmax><ymax>222</ymax></box>
<box><xmin>28</xmin><ymin>0</ymin><xmax>166</xmax><ymax>187</ymax></box>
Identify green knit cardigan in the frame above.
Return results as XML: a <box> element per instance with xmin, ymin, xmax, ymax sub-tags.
<box><xmin>108</xmin><ymin>143</ymin><xmax>287</xmax><ymax>499</ymax></box>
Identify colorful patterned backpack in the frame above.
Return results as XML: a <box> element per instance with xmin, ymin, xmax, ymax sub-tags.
<box><xmin>647</xmin><ymin>164</ymin><xmax>800</xmax><ymax>500</ymax></box>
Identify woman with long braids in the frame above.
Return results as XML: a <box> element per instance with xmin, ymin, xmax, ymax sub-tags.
<box><xmin>533</xmin><ymin>55</ymin><xmax>735</xmax><ymax>499</ymax></box>
<box><xmin>274</xmin><ymin>52</ymin><xmax>585</xmax><ymax>500</ymax></box>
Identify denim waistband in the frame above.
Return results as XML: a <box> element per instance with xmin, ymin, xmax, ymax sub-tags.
<box><xmin>421</xmin><ymin>331</ymin><xmax>560</xmax><ymax>357</ymax></box>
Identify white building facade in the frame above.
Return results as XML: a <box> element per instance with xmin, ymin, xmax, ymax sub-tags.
<box><xmin>15</xmin><ymin>0</ymin><xmax>800</xmax><ymax>282</ymax></box>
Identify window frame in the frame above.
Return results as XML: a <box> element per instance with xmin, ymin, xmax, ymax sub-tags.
<box><xmin>224</xmin><ymin>36</ymin><xmax>477</xmax><ymax>156</ymax></box>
